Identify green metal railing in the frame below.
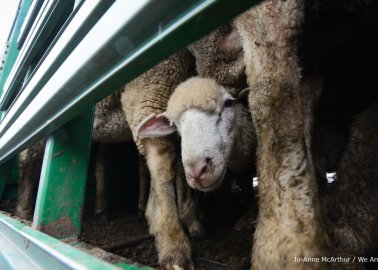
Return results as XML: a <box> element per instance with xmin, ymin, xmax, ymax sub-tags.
<box><xmin>0</xmin><ymin>0</ymin><xmax>259</xmax><ymax>269</ymax></box>
<box><xmin>0</xmin><ymin>0</ymin><xmax>31</xmax><ymax>205</ymax></box>
<box><xmin>0</xmin><ymin>213</ymin><xmax>125</xmax><ymax>270</ymax></box>
<box><xmin>0</xmin><ymin>0</ymin><xmax>75</xmax><ymax>110</ymax></box>
<box><xmin>0</xmin><ymin>0</ymin><xmax>32</xmax><ymax>114</ymax></box>
<box><xmin>0</xmin><ymin>0</ymin><xmax>257</xmax><ymax>163</ymax></box>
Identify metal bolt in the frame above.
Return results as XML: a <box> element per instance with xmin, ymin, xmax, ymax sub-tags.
<box><xmin>24</xmin><ymin>239</ymin><xmax>29</xmax><ymax>249</ymax></box>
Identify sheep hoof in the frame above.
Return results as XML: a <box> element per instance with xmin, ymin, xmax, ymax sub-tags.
<box><xmin>233</xmin><ymin>206</ymin><xmax>258</xmax><ymax>232</ymax></box>
<box><xmin>161</xmin><ymin>251</ymin><xmax>194</xmax><ymax>270</ymax></box>
<box><xmin>163</xmin><ymin>261</ymin><xmax>194</xmax><ymax>270</ymax></box>
<box><xmin>233</xmin><ymin>217</ymin><xmax>253</xmax><ymax>231</ymax></box>
<box><xmin>165</xmin><ymin>263</ymin><xmax>194</xmax><ymax>270</ymax></box>
<box><xmin>138</xmin><ymin>209</ymin><xmax>145</xmax><ymax>220</ymax></box>
<box><xmin>95</xmin><ymin>210</ymin><xmax>111</xmax><ymax>222</ymax></box>
<box><xmin>15</xmin><ymin>208</ymin><xmax>33</xmax><ymax>221</ymax></box>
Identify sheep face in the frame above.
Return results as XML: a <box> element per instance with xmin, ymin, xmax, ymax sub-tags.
<box><xmin>176</xmin><ymin>94</ymin><xmax>235</xmax><ymax>191</ymax></box>
<box><xmin>137</xmin><ymin>78</ymin><xmax>237</xmax><ymax>191</ymax></box>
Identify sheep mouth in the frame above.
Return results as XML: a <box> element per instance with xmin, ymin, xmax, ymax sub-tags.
<box><xmin>188</xmin><ymin>168</ymin><xmax>226</xmax><ymax>192</ymax></box>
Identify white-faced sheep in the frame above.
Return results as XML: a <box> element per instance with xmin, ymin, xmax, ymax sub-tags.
<box><xmin>120</xmin><ymin>23</ymin><xmax>259</xmax><ymax>268</ymax></box>
<box><xmin>16</xmin><ymin>88</ymin><xmax>203</xmax><ymax>241</ymax></box>
<box><xmin>188</xmin><ymin>23</ymin><xmax>259</xmax><ymax>230</ymax></box>
<box><xmin>135</xmin><ymin>77</ymin><xmax>256</xmax><ymax>268</ymax></box>
<box><xmin>121</xmin><ymin>49</ymin><xmax>197</xmax><ymax>270</ymax></box>
<box><xmin>137</xmin><ymin>77</ymin><xmax>256</xmax><ymax>191</ymax></box>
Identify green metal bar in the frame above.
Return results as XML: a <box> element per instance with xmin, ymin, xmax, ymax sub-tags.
<box><xmin>32</xmin><ymin>107</ymin><xmax>94</xmax><ymax>239</ymax></box>
<box><xmin>0</xmin><ymin>0</ymin><xmax>32</xmax><ymax>94</ymax></box>
<box><xmin>0</xmin><ymin>0</ymin><xmax>113</xmax><ymax>134</ymax></box>
<box><xmin>0</xmin><ymin>0</ymin><xmax>31</xmax><ymax>121</ymax></box>
<box><xmin>0</xmin><ymin>212</ymin><xmax>123</xmax><ymax>270</ymax></box>
<box><xmin>0</xmin><ymin>0</ymin><xmax>260</xmax><ymax>165</ymax></box>
<box><xmin>0</xmin><ymin>0</ymin><xmax>75</xmax><ymax>110</ymax></box>
<box><xmin>17</xmin><ymin>0</ymin><xmax>44</xmax><ymax>49</ymax></box>
<box><xmin>115</xmin><ymin>263</ymin><xmax>151</xmax><ymax>270</ymax></box>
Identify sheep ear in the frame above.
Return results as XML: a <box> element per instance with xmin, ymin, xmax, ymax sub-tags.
<box><xmin>137</xmin><ymin>113</ymin><xmax>177</xmax><ymax>138</ymax></box>
<box><xmin>187</xmin><ymin>44</ymin><xmax>199</xmax><ymax>59</ymax></box>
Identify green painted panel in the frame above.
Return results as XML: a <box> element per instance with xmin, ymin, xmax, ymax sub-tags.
<box><xmin>32</xmin><ymin>107</ymin><xmax>94</xmax><ymax>239</ymax></box>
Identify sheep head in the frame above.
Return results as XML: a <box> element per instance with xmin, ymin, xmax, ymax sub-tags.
<box><xmin>137</xmin><ymin>77</ymin><xmax>238</xmax><ymax>192</ymax></box>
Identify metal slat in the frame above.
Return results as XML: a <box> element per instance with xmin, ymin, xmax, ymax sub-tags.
<box><xmin>0</xmin><ymin>213</ymin><xmax>123</xmax><ymax>270</ymax></box>
<box><xmin>0</xmin><ymin>0</ymin><xmax>31</xmax><ymax>202</ymax></box>
<box><xmin>0</xmin><ymin>0</ymin><xmax>259</xmax><ymax>164</ymax></box>
<box><xmin>0</xmin><ymin>0</ymin><xmax>75</xmax><ymax>110</ymax></box>
<box><xmin>0</xmin><ymin>0</ymin><xmax>32</xmax><ymax>98</ymax></box>
<box><xmin>0</xmin><ymin>0</ymin><xmax>114</xmax><ymax>139</ymax></box>
<box><xmin>17</xmin><ymin>0</ymin><xmax>44</xmax><ymax>49</ymax></box>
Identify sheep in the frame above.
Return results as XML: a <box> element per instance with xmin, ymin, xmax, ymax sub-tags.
<box><xmin>135</xmin><ymin>77</ymin><xmax>256</xmax><ymax>268</ymax></box>
<box><xmin>92</xmin><ymin>90</ymin><xmax>133</xmax><ymax>143</ymax></box>
<box><xmin>234</xmin><ymin>0</ymin><xmax>378</xmax><ymax>269</ymax></box>
<box><xmin>188</xmin><ymin>23</ymin><xmax>247</xmax><ymax>91</ymax></box>
<box><xmin>137</xmin><ymin>77</ymin><xmax>256</xmax><ymax>191</ymax></box>
<box><xmin>119</xmin><ymin>23</ymin><xmax>259</xmax><ymax>268</ymax></box>
<box><xmin>188</xmin><ymin>23</ymin><xmax>260</xmax><ymax>230</ymax></box>
<box><xmin>15</xmin><ymin>89</ymin><xmax>204</xmax><ymax>242</ymax></box>
<box><xmin>121</xmin><ymin>49</ymin><xmax>197</xmax><ymax>270</ymax></box>
<box><xmin>323</xmin><ymin>102</ymin><xmax>378</xmax><ymax>269</ymax></box>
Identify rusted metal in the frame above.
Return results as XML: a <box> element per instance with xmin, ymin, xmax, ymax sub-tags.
<box><xmin>36</xmin><ymin>216</ymin><xmax>78</xmax><ymax>239</ymax></box>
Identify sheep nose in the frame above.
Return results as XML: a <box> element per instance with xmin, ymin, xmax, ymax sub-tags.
<box><xmin>186</xmin><ymin>158</ymin><xmax>211</xmax><ymax>182</ymax></box>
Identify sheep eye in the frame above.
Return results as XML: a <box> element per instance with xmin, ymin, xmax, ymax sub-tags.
<box><xmin>219</xmin><ymin>99</ymin><xmax>234</xmax><ymax>118</ymax></box>
<box><xmin>224</xmin><ymin>99</ymin><xmax>233</xmax><ymax>108</ymax></box>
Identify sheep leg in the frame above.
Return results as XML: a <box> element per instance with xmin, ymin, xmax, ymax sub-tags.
<box><xmin>175</xmin><ymin>161</ymin><xmax>205</xmax><ymax>239</ymax></box>
<box><xmin>324</xmin><ymin>103</ymin><xmax>378</xmax><ymax>269</ymax></box>
<box><xmin>139</xmin><ymin>153</ymin><xmax>205</xmax><ymax>239</ymax></box>
<box><xmin>234</xmin><ymin>170</ymin><xmax>254</xmax><ymax>199</ymax></box>
<box><xmin>233</xmin><ymin>170</ymin><xmax>258</xmax><ymax>231</ymax></box>
<box><xmin>16</xmin><ymin>140</ymin><xmax>45</xmax><ymax>220</ymax></box>
<box><xmin>144</xmin><ymin>138</ymin><xmax>193</xmax><ymax>270</ymax></box>
<box><xmin>137</xmin><ymin>154</ymin><xmax>150</xmax><ymax>217</ymax></box>
<box><xmin>236</xmin><ymin>1</ymin><xmax>329</xmax><ymax>269</ymax></box>
<box><xmin>94</xmin><ymin>143</ymin><xmax>110</xmax><ymax>220</ymax></box>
